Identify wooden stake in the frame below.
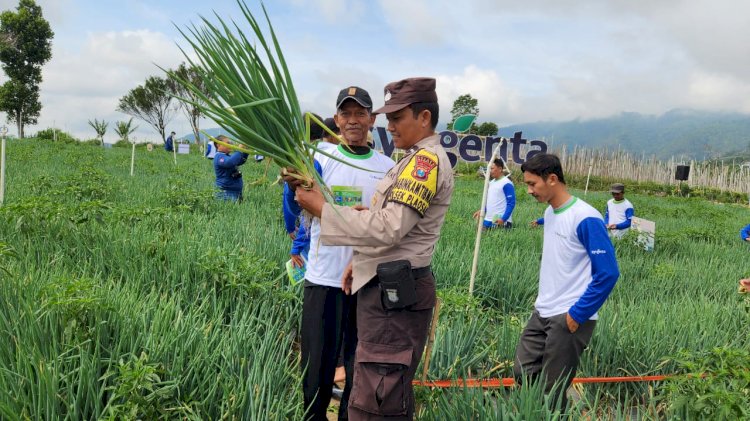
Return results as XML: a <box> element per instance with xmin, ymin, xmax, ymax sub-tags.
<box><xmin>130</xmin><ymin>141</ymin><xmax>136</xmax><ymax>177</ymax></box>
<box><xmin>0</xmin><ymin>128</ymin><xmax>6</xmax><ymax>205</ymax></box>
<box><xmin>469</xmin><ymin>146</ymin><xmax>502</xmax><ymax>295</ymax></box>
<box><xmin>421</xmin><ymin>298</ymin><xmax>442</xmax><ymax>384</ymax></box>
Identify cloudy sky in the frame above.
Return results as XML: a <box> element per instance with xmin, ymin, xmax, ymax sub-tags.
<box><xmin>1</xmin><ymin>0</ymin><xmax>749</xmax><ymax>142</ymax></box>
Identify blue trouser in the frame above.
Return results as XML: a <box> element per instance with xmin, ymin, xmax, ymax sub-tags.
<box><xmin>216</xmin><ymin>189</ymin><xmax>242</xmax><ymax>202</ymax></box>
<box><xmin>483</xmin><ymin>220</ymin><xmax>513</xmax><ymax>229</ymax></box>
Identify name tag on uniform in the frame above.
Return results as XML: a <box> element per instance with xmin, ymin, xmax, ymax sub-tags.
<box><xmin>332</xmin><ymin>186</ymin><xmax>363</xmax><ymax>207</ymax></box>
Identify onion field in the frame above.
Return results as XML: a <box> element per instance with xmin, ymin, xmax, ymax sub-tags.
<box><xmin>0</xmin><ymin>139</ymin><xmax>748</xmax><ymax>420</ymax></box>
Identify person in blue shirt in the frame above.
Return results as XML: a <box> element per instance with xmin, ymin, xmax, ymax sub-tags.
<box><xmin>605</xmin><ymin>183</ymin><xmax>635</xmax><ymax>239</ymax></box>
<box><xmin>740</xmin><ymin>223</ymin><xmax>750</xmax><ymax>242</ymax></box>
<box><xmin>473</xmin><ymin>158</ymin><xmax>515</xmax><ymax>229</ymax></box>
<box><xmin>514</xmin><ymin>153</ymin><xmax>620</xmax><ymax>410</ymax></box>
<box><xmin>164</xmin><ymin>131</ymin><xmax>175</xmax><ymax>152</ymax></box>
<box><xmin>204</xmin><ymin>140</ymin><xmax>216</xmax><ymax>159</ymax></box>
<box><xmin>213</xmin><ymin>135</ymin><xmax>248</xmax><ymax>202</ymax></box>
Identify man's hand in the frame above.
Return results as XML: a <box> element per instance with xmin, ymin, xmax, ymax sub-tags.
<box><xmin>352</xmin><ymin>205</ymin><xmax>369</xmax><ymax>211</ymax></box>
<box><xmin>493</xmin><ymin>217</ymin><xmax>504</xmax><ymax>225</ymax></box>
<box><xmin>565</xmin><ymin>313</ymin><xmax>579</xmax><ymax>333</ymax></box>
<box><xmin>746</xmin><ymin>237</ymin><xmax>750</xmax><ymax>242</ymax></box>
<box><xmin>290</xmin><ymin>254</ymin><xmax>305</xmax><ymax>268</ymax></box>
<box><xmin>288</xmin><ymin>229</ymin><xmax>297</xmax><ymax>240</ymax></box>
<box><xmin>530</xmin><ymin>220</ymin><xmax>539</xmax><ymax>228</ymax></box>
<box><xmin>294</xmin><ymin>181</ymin><xmax>326</xmax><ymax>218</ymax></box>
<box><xmin>281</xmin><ymin>167</ymin><xmax>306</xmax><ymax>191</ymax></box>
<box><xmin>341</xmin><ymin>262</ymin><xmax>353</xmax><ymax>295</ymax></box>
<box><xmin>607</xmin><ymin>224</ymin><xmax>616</xmax><ymax>230</ymax></box>
<box><xmin>472</xmin><ymin>210</ymin><xmax>481</xmax><ymax>220</ymax></box>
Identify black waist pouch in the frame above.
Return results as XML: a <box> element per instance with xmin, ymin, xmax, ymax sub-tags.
<box><xmin>377</xmin><ymin>260</ymin><xmax>417</xmax><ymax>310</ymax></box>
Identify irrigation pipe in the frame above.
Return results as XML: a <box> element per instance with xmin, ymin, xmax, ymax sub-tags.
<box><xmin>468</xmin><ymin>145</ymin><xmax>505</xmax><ymax>295</ymax></box>
<box><xmin>413</xmin><ymin>375</ymin><xmax>669</xmax><ymax>388</ymax></box>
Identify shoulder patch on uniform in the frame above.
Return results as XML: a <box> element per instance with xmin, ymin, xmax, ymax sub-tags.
<box><xmin>387</xmin><ymin>149</ymin><xmax>439</xmax><ymax>217</ymax></box>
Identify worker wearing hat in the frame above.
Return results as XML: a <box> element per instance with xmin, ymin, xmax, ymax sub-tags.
<box><xmin>291</xmin><ymin>77</ymin><xmax>454</xmax><ymax>420</ymax></box>
<box><xmin>604</xmin><ymin>183</ymin><xmax>634</xmax><ymax>239</ymax></box>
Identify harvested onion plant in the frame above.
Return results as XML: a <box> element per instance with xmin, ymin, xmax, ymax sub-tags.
<box><xmin>168</xmin><ymin>1</ymin><xmax>342</xmax><ymax>192</ymax></box>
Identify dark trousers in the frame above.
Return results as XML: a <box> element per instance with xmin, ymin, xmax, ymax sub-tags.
<box><xmin>348</xmin><ymin>271</ymin><xmax>436</xmax><ymax>421</ymax></box>
<box><xmin>301</xmin><ymin>281</ymin><xmax>357</xmax><ymax>421</ymax></box>
<box><xmin>513</xmin><ymin>310</ymin><xmax>596</xmax><ymax>409</ymax></box>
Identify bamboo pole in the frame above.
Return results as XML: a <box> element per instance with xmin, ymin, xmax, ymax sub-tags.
<box><xmin>0</xmin><ymin>127</ymin><xmax>6</xmax><ymax>206</ymax></box>
<box><xmin>584</xmin><ymin>156</ymin><xmax>594</xmax><ymax>196</ymax></box>
<box><xmin>421</xmin><ymin>298</ymin><xmax>442</xmax><ymax>383</ymax></box>
<box><xmin>130</xmin><ymin>141</ymin><xmax>136</xmax><ymax>177</ymax></box>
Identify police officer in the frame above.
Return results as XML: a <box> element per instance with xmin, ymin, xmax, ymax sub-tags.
<box><xmin>293</xmin><ymin>77</ymin><xmax>454</xmax><ymax>420</ymax></box>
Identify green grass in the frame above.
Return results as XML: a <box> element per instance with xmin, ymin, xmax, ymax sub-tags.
<box><xmin>0</xmin><ymin>139</ymin><xmax>748</xmax><ymax>419</ymax></box>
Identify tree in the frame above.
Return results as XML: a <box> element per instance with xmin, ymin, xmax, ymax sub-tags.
<box><xmin>0</xmin><ymin>0</ymin><xmax>54</xmax><ymax>138</ymax></box>
<box><xmin>167</xmin><ymin>63</ymin><xmax>206</xmax><ymax>145</ymax></box>
<box><xmin>477</xmin><ymin>122</ymin><xmax>499</xmax><ymax>137</ymax></box>
<box><xmin>88</xmin><ymin>118</ymin><xmax>108</xmax><ymax>145</ymax></box>
<box><xmin>0</xmin><ymin>80</ymin><xmax>40</xmax><ymax>137</ymax></box>
<box><xmin>117</xmin><ymin>76</ymin><xmax>176</xmax><ymax>143</ymax></box>
<box><xmin>114</xmin><ymin>118</ymin><xmax>138</xmax><ymax>142</ymax></box>
<box><xmin>447</xmin><ymin>94</ymin><xmax>479</xmax><ymax>133</ymax></box>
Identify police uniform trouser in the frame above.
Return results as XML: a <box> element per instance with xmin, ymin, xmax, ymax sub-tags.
<box><xmin>348</xmin><ymin>268</ymin><xmax>435</xmax><ymax>421</ymax></box>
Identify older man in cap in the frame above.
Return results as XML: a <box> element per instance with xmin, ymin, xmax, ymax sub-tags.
<box><xmin>285</xmin><ymin>86</ymin><xmax>395</xmax><ymax>421</ymax></box>
<box><xmin>292</xmin><ymin>77</ymin><xmax>454</xmax><ymax>420</ymax></box>
<box><xmin>604</xmin><ymin>183</ymin><xmax>634</xmax><ymax>239</ymax></box>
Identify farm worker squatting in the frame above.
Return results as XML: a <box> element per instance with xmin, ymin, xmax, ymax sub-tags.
<box><xmin>164</xmin><ymin>131</ymin><xmax>175</xmax><ymax>152</ymax></box>
<box><xmin>472</xmin><ymin>157</ymin><xmax>516</xmax><ymax>229</ymax></box>
<box><xmin>285</xmin><ymin>87</ymin><xmax>395</xmax><ymax>421</ymax></box>
<box><xmin>605</xmin><ymin>183</ymin><xmax>634</xmax><ymax>239</ymax></box>
<box><xmin>740</xmin><ymin>223</ymin><xmax>750</xmax><ymax>242</ymax></box>
<box><xmin>514</xmin><ymin>153</ymin><xmax>620</xmax><ymax>410</ymax></box>
<box><xmin>291</xmin><ymin>77</ymin><xmax>454</xmax><ymax>420</ymax></box>
<box><xmin>213</xmin><ymin>135</ymin><xmax>248</xmax><ymax>202</ymax></box>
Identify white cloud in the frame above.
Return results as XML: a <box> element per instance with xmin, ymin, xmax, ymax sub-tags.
<box><xmin>436</xmin><ymin>65</ymin><xmax>520</xmax><ymax>126</ymax></box>
<box><xmin>36</xmin><ymin>29</ymin><xmax>188</xmax><ymax>142</ymax></box>
<box><xmin>378</xmin><ymin>0</ymin><xmax>446</xmax><ymax>45</ymax></box>
<box><xmin>288</xmin><ymin>0</ymin><xmax>366</xmax><ymax>23</ymax></box>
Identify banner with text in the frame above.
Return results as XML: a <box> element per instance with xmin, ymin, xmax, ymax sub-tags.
<box><xmin>372</xmin><ymin>127</ymin><xmax>548</xmax><ymax>168</ymax></box>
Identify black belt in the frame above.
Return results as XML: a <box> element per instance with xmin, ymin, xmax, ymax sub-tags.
<box><xmin>412</xmin><ymin>266</ymin><xmax>432</xmax><ymax>278</ymax></box>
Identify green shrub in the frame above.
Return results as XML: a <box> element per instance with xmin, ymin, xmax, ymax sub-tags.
<box><xmin>660</xmin><ymin>347</ymin><xmax>750</xmax><ymax>420</ymax></box>
<box><xmin>35</xmin><ymin>128</ymin><xmax>79</xmax><ymax>143</ymax></box>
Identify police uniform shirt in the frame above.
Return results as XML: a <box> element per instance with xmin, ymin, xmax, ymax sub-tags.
<box><xmin>304</xmin><ymin>143</ymin><xmax>395</xmax><ymax>288</ymax></box>
<box><xmin>319</xmin><ymin>133</ymin><xmax>455</xmax><ymax>293</ymax></box>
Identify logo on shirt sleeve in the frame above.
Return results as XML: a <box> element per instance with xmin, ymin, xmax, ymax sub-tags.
<box><xmin>387</xmin><ymin>149</ymin><xmax>439</xmax><ymax>217</ymax></box>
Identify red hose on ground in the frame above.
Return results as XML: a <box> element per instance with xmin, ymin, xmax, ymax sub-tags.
<box><xmin>414</xmin><ymin>375</ymin><xmax>668</xmax><ymax>388</ymax></box>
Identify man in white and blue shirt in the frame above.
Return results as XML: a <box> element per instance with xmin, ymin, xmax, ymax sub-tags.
<box><xmin>474</xmin><ymin>158</ymin><xmax>515</xmax><ymax>229</ymax></box>
<box><xmin>605</xmin><ymin>183</ymin><xmax>634</xmax><ymax>239</ymax></box>
<box><xmin>514</xmin><ymin>153</ymin><xmax>620</xmax><ymax>409</ymax></box>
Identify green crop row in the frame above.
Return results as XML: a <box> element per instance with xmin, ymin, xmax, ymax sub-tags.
<box><xmin>0</xmin><ymin>139</ymin><xmax>748</xmax><ymax>419</ymax></box>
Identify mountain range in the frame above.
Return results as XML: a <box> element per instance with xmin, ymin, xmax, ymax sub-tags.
<box><xmin>497</xmin><ymin>109</ymin><xmax>750</xmax><ymax>161</ymax></box>
<box><xmin>181</xmin><ymin>109</ymin><xmax>750</xmax><ymax>161</ymax></box>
